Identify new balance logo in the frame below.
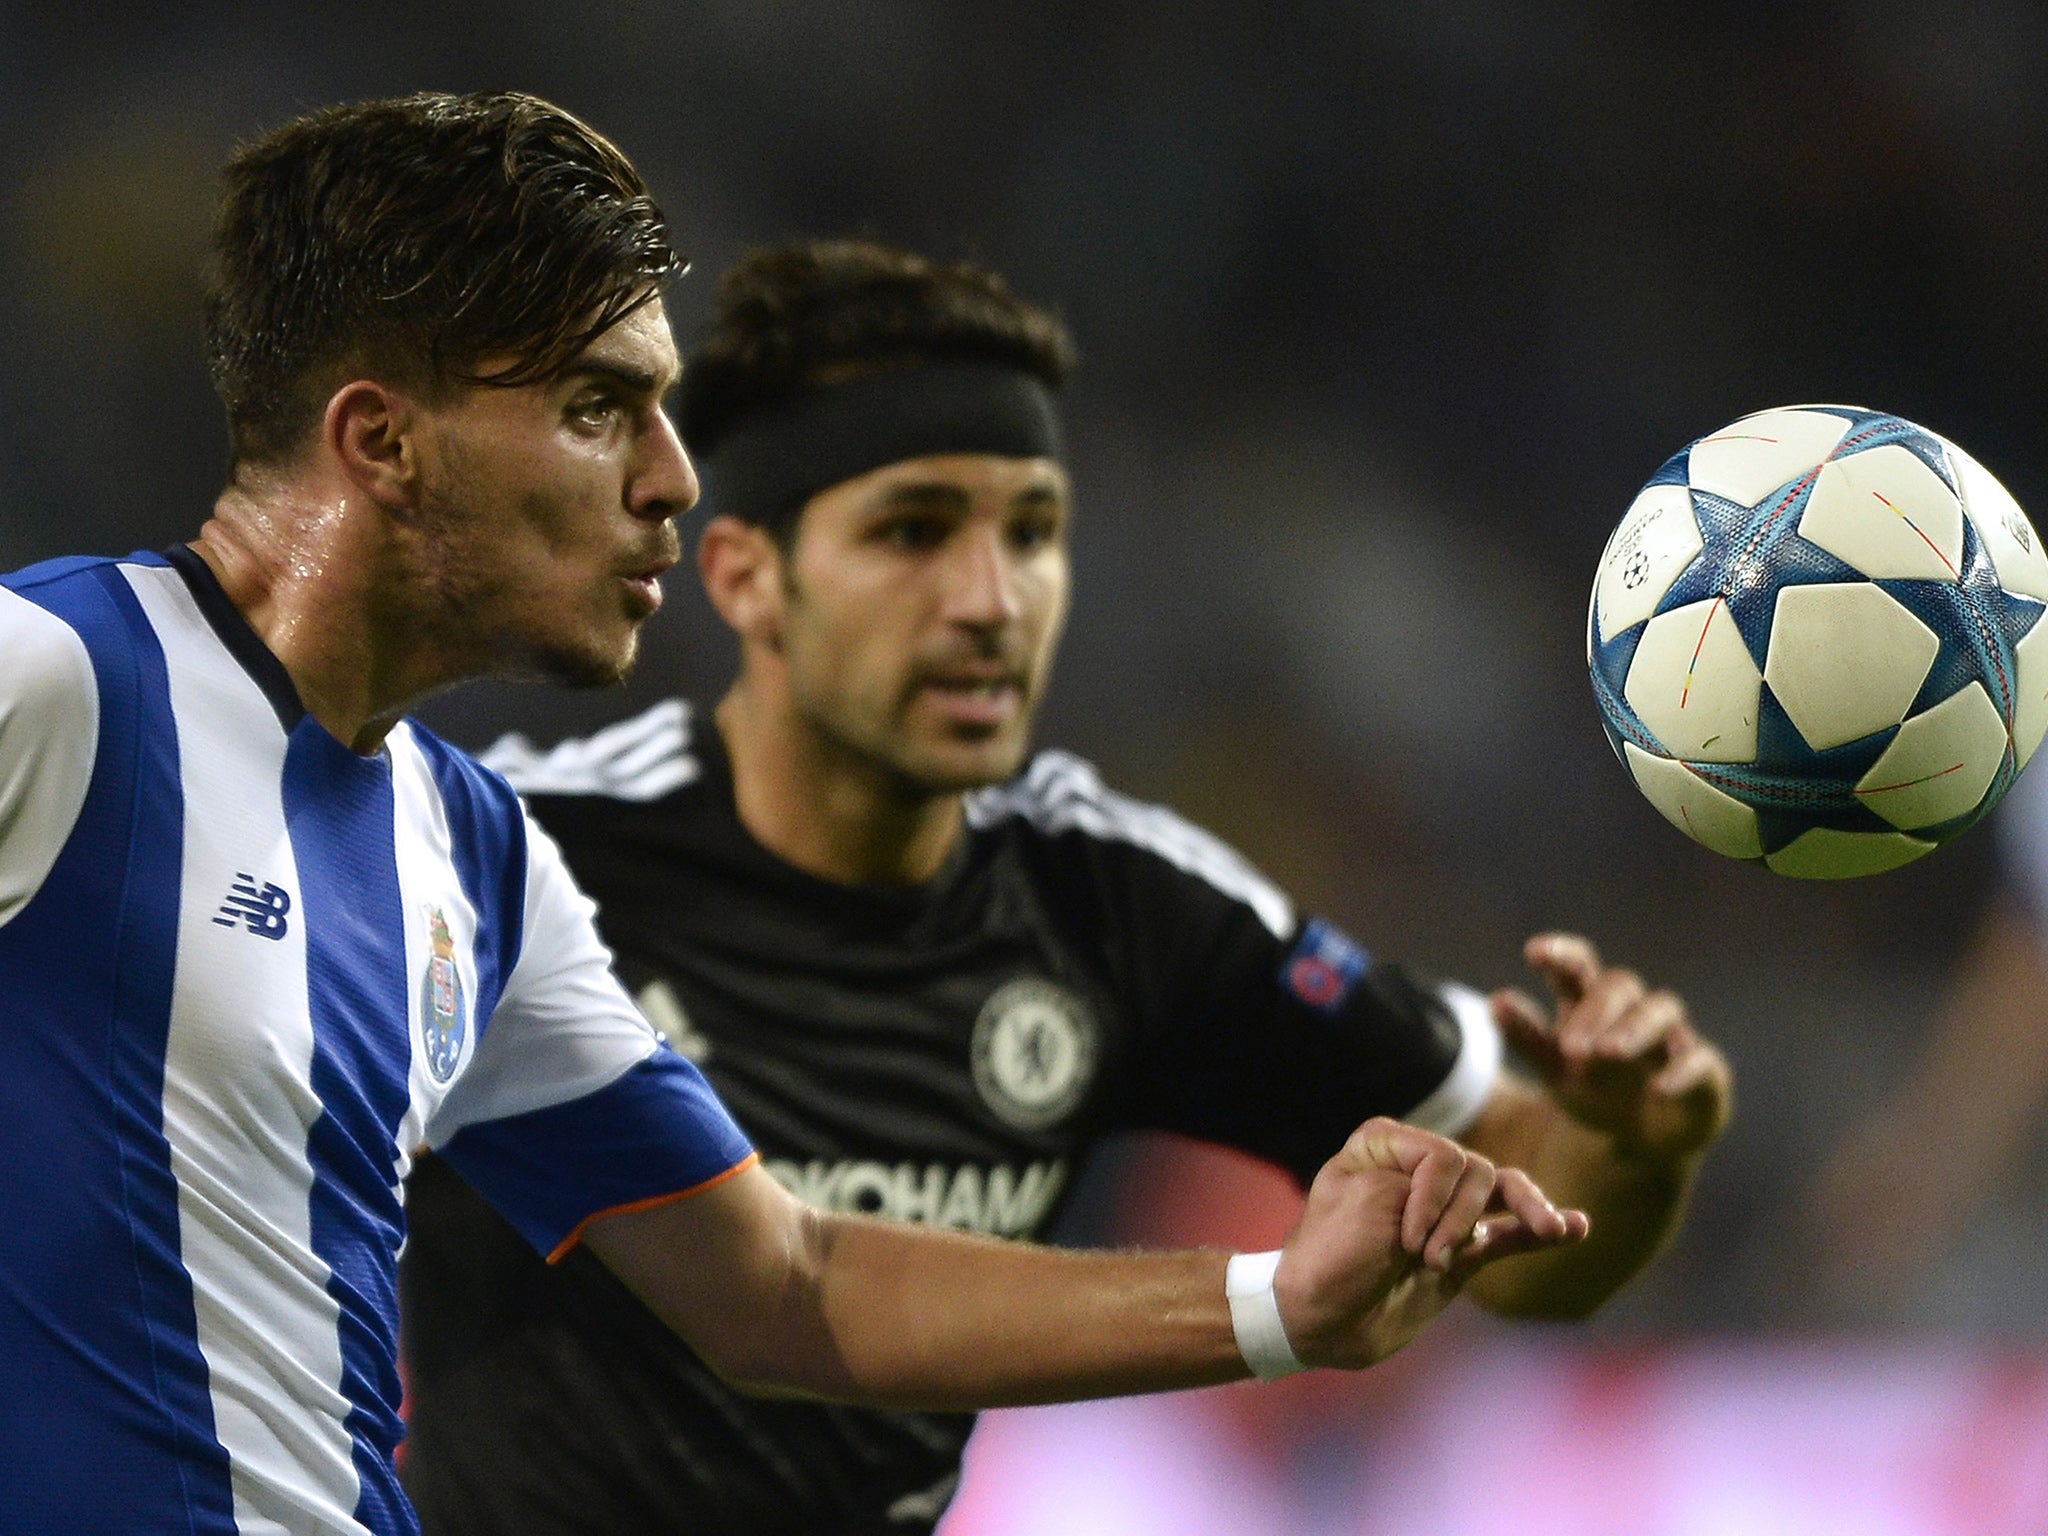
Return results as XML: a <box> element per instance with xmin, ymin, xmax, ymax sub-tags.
<box><xmin>214</xmin><ymin>874</ymin><xmax>292</xmax><ymax>940</ymax></box>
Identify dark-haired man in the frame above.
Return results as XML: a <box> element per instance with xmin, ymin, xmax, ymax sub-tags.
<box><xmin>0</xmin><ymin>99</ymin><xmax>1586</xmax><ymax>1536</ymax></box>
<box><xmin>400</xmin><ymin>240</ymin><xmax>1733</xmax><ymax>1536</ymax></box>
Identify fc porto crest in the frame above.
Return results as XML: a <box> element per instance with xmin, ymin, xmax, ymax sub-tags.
<box><xmin>418</xmin><ymin>905</ymin><xmax>468</xmax><ymax>1083</ymax></box>
<box><xmin>970</xmin><ymin>978</ymin><xmax>1098</xmax><ymax>1132</ymax></box>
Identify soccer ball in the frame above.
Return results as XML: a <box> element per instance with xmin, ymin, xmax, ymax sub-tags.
<box><xmin>1588</xmin><ymin>405</ymin><xmax>2048</xmax><ymax>878</ymax></box>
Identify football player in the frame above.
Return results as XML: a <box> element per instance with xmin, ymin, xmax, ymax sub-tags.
<box><xmin>0</xmin><ymin>97</ymin><xmax>1589</xmax><ymax>1536</ymax></box>
<box><xmin>400</xmin><ymin>239</ymin><xmax>1733</xmax><ymax>1536</ymax></box>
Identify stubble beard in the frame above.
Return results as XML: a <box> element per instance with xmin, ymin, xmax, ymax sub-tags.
<box><xmin>534</xmin><ymin>626</ymin><xmax>639</xmax><ymax>691</ymax></box>
<box><xmin>412</xmin><ymin>469</ymin><xmax>640</xmax><ymax>692</ymax></box>
<box><xmin>829</xmin><ymin>658</ymin><xmax>1054</xmax><ymax>797</ymax></box>
<box><xmin>858</xmin><ymin>684</ymin><xmax>1044</xmax><ymax>798</ymax></box>
<box><xmin>778</xmin><ymin>566</ymin><xmax>1052</xmax><ymax>796</ymax></box>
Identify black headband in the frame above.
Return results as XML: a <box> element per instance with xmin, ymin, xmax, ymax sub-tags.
<box><xmin>696</xmin><ymin>360</ymin><xmax>1065</xmax><ymax>529</ymax></box>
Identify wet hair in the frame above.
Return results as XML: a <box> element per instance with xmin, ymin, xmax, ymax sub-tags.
<box><xmin>204</xmin><ymin>90</ymin><xmax>682</xmax><ymax>466</ymax></box>
<box><xmin>679</xmin><ymin>239</ymin><xmax>1076</xmax><ymax>522</ymax></box>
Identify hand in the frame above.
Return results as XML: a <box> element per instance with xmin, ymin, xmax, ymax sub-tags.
<box><xmin>1491</xmin><ymin>932</ymin><xmax>1732</xmax><ymax>1162</ymax></box>
<box><xmin>1273</xmin><ymin>1117</ymin><xmax>1589</xmax><ymax>1369</ymax></box>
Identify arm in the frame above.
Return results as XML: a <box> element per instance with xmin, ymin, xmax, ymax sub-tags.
<box><xmin>1456</xmin><ymin>932</ymin><xmax>1732</xmax><ymax>1320</ymax></box>
<box><xmin>584</xmin><ymin>1117</ymin><xmax>1588</xmax><ymax>1411</ymax></box>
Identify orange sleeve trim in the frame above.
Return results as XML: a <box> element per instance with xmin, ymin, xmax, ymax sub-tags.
<box><xmin>546</xmin><ymin>1151</ymin><xmax>761</xmax><ymax>1265</ymax></box>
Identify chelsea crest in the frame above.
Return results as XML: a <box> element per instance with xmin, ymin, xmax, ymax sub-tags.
<box><xmin>419</xmin><ymin>905</ymin><xmax>468</xmax><ymax>1082</ymax></box>
<box><xmin>970</xmin><ymin>978</ymin><xmax>1097</xmax><ymax>1131</ymax></box>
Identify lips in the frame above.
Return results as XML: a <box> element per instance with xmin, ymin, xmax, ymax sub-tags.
<box><xmin>621</xmin><ymin>573</ymin><xmax>664</xmax><ymax>613</ymax></box>
<box><xmin>619</xmin><ymin>549</ymin><xmax>679</xmax><ymax>615</ymax></box>
<box><xmin>917</xmin><ymin>672</ymin><xmax>1026</xmax><ymax>728</ymax></box>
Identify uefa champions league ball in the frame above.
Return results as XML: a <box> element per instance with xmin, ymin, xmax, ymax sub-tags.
<box><xmin>1588</xmin><ymin>405</ymin><xmax>2048</xmax><ymax>878</ymax></box>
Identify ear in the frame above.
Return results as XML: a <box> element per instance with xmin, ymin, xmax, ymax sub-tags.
<box><xmin>698</xmin><ymin>515</ymin><xmax>788</xmax><ymax>651</ymax></box>
<box><xmin>322</xmin><ymin>379</ymin><xmax>421</xmax><ymax>512</ymax></box>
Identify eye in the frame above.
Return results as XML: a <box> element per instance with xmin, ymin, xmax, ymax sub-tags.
<box><xmin>568</xmin><ymin>394</ymin><xmax>621</xmax><ymax>433</ymax></box>
<box><xmin>879</xmin><ymin>515</ymin><xmax>949</xmax><ymax>552</ymax></box>
<box><xmin>1008</xmin><ymin>513</ymin><xmax>1062</xmax><ymax>553</ymax></box>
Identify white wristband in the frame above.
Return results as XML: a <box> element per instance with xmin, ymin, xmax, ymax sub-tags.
<box><xmin>1225</xmin><ymin>1250</ymin><xmax>1306</xmax><ymax>1380</ymax></box>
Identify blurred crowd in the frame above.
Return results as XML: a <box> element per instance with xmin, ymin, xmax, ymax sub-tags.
<box><xmin>7</xmin><ymin>0</ymin><xmax>2048</xmax><ymax>1354</ymax></box>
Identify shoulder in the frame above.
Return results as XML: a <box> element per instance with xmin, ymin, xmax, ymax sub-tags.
<box><xmin>476</xmin><ymin>698</ymin><xmax>700</xmax><ymax>805</ymax></box>
<box><xmin>2</xmin><ymin>552</ymin><xmax>140</xmax><ymax>599</ymax></box>
<box><xmin>967</xmin><ymin>749</ymin><xmax>1296</xmax><ymax>939</ymax></box>
<box><xmin>2</xmin><ymin>552</ymin><xmax>239</xmax><ymax>702</ymax></box>
<box><xmin>0</xmin><ymin>573</ymin><xmax>101</xmax><ymax>697</ymax></box>
<box><xmin>0</xmin><ymin>560</ymin><xmax>124</xmax><ymax>925</ymax></box>
<box><xmin>0</xmin><ymin>557</ymin><xmax>142</xmax><ymax>733</ymax></box>
<box><xmin>3</xmin><ymin>551</ymin><xmax>173</xmax><ymax>659</ymax></box>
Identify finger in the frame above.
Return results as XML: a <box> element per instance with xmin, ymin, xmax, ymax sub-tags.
<box><xmin>1591</xmin><ymin>989</ymin><xmax>1689</xmax><ymax>1065</ymax></box>
<box><xmin>1400</xmin><ymin>1142</ymin><xmax>1472</xmax><ymax>1255</ymax></box>
<box><xmin>1555</xmin><ymin>966</ymin><xmax>1646</xmax><ymax>1060</ymax></box>
<box><xmin>1651</xmin><ymin>1038</ymin><xmax>1729</xmax><ymax>1099</ymax></box>
<box><xmin>1421</xmin><ymin>1154</ymin><xmax>1498</xmax><ymax>1271</ymax></box>
<box><xmin>1458</xmin><ymin>1207</ymin><xmax>1591</xmax><ymax>1273</ymax></box>
<box><xmin>1524</xmin><ymin>932</ymin><xmax>1601</xmax><ymax>1005</ymax></box>
<box><xmin>1345</xmin><ymin>1115</ymin><xmax>1436</xmax><ymax>1177</ymax></box>
<box><xmin>1489</xmin><ymin>1165</ymin><xmax>1568</xmax><ymax>1243</ymax></box>
<box><xmin>1490</xmin><ymin>988</ymin><xmax>1566</xmax><ymax>1078</ymax></box>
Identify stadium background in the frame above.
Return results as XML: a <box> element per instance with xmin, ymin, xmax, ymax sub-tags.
<box><xmin>6</xmin><ymin>4</ymin><xmax>2048</xmax><ymax>1529</ymax></box>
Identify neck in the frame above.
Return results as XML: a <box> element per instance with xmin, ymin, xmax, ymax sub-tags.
<box><xmin>716</xmin><ymin>684</ymin><xmax>966</xmax><ymax>886</ymax></box>
<box><xmin>194</xmin><ymin>470</ymin><xmax>461</xmax><ymax>754</ymax></box>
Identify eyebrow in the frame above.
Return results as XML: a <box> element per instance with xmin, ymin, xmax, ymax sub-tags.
<box><xmin>561</xmin><ymin>357</ymin><xmax>677</xmax><ymax>398</ymax></box>
<box><xmin>882</xmin><ymin>482</ymin><xmax>971</xmax><ymax>511</ymax></box>
<box><xmin>881</xmin><ymin>479</ymin><xmax>1067</xmax><ymax>509</ymax></box>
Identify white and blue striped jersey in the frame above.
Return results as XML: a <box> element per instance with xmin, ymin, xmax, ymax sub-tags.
<box><xmin>0</xmin><ymin>548</ymin><xmax>756</xmax><ymax>1536</ymax></box>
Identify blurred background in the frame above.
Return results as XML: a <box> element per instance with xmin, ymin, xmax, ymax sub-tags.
<box><xmin>8</xmin><ymin>3</ymin><xmax>2048</xmax><ymax>1530</ymax></box>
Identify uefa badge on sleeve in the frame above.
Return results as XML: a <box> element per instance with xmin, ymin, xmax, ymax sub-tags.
<box><xmin>419</xmin><ymin>905</ymin><xmax>468</xmax><ymax>1082</ymax></box>
<box><xmin>1282</xmin><ymin>918</ymin><xmax>1370</xmax><ymax>1014</ymax></box>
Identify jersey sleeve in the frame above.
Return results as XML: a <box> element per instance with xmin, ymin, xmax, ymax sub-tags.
<box><xmin>1074</xmin><ymin>792</ymin><xmax>1500</xmax><ymax>1186</ymax></box>
<box><xmin>0</xmin><ymin>584</ymin><xmax>101</xmax><ymax>930</ymax></box>
<box><xmin>424</xmin><ymin>812</ymin><xmax>754</xmax><ymax>1261</ymax></box>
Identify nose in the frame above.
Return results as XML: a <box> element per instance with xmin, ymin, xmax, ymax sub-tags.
<box><xmin>942</xmin><ymin>524</ymin><xmax>1022</xmax><ymax>628</ymax></box>
<box><xmin>629</xmin><ymin>406</ymin><xmax>699</xmax><ymax>524</ymax></box>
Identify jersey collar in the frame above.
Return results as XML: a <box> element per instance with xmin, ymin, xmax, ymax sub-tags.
<box><xmin>162</xmin><ymin>543</ymin><xmax>309</xmax><ymax>733</ymax></box>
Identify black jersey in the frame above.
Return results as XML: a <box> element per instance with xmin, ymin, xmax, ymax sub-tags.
<box><xmin>400</xmin><ymin>700</ymin><xmax>1499</xmax><ymax>1536</ymax></box>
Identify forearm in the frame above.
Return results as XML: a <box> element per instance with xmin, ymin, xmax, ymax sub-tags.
<box><xmin>765</xmin><ymin>1210</ymin><xmax>1247</xmax><ymax>1410</ymax></box>
<box><xmin>589</xmin><ymin>1122</ymin><xmax>1585</xmax><ymax>1407</ymax></box>
<box><xmin>587</xmin><ymin>1169</ymin><xmax>1248</xmax><ymax>1411</ymax></box>
<box><xmin>1459</xmin><ymin>1081</ymin><xmax>1698</xmax><ymax>1320</ymax></box>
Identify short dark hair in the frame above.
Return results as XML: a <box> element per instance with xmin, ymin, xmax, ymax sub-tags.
<box><xmin>205</xmin><ymin>91</ymin><xmax>682</xmax><ymax>466</ymax></box>
<box><xmin>679</xmin><ymin>239</ymin><xmax>1076</xmax><ymax>460</ymax></box>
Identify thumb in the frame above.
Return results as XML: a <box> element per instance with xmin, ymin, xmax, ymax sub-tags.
<box><xmin>1491</xmin><ymin>987</ymin><xmax>1564</xmax><ymax>1079</ymax></box>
